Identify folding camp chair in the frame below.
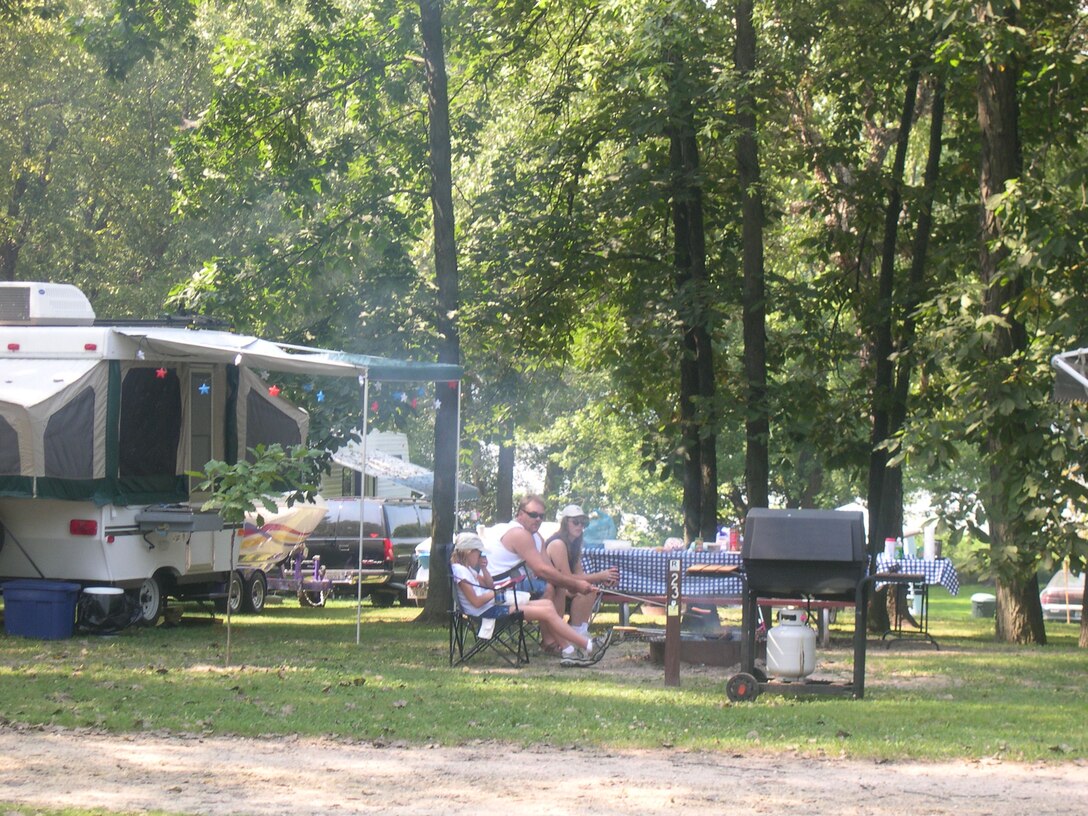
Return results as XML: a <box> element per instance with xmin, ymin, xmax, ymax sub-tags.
<box><xmin>490</xmin><ymin>561</ymin><xmax>544</xmax><ymax>649</ymax></box>
<box><xmin>449</xmin><ymin>571</ymin><xmax>530</xmax><ymax>667</ymax></box>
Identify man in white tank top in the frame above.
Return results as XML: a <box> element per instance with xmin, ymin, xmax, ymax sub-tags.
<box><xmin>490</xmin><ymin>494</ymin><xmax>594</xmax><ymax>601</ymax></box>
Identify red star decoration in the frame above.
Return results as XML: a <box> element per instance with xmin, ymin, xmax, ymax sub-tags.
<box><xmin>268</xmin><ymin>384</ymin><xmax>281</xmax><ymax>397</ymax></box>
<box><xmin>370</xmin><ymin>400</ymin><xmax>379</xmax><ymax>412</ymax></box>
<box><xmin>155</xmin><ymin>368</ymin><xmax>168</xmax><ymax>379</ymax></box>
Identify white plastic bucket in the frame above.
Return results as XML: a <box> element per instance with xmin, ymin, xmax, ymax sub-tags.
<box><xmin>82</xmin><ymin>586</ymin><xmax>125</xmax><ymax>617</ymax></box>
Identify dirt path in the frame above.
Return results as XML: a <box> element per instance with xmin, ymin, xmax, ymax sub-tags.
<box><xmin>1</xmin><ymin>726</ymin><xmax>1085</xmax><ymax>815</ymax></box>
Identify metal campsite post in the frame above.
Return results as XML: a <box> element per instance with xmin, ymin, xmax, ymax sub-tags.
<box><xmin>357</xmin><ymin>372</ymin><xmax>369</xmax><ymax>646</ymax></box>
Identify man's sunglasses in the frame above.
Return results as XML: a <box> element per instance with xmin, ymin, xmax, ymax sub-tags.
<box><xmin>522</xmin><ymin>510</ymin><xmax>545</xmax><ymax>519</ymax></box>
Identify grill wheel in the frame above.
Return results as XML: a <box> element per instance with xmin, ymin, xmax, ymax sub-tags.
<box><xmin>726</xmin><ymin>672</ymin><xmax>761</xmax><ymax>702</ymax></box>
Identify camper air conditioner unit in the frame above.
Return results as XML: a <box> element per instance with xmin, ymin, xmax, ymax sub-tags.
<box><xmin>0</xmin><ymin>282</ymin><xmax>96</xmax><ymax>326</ymax></box>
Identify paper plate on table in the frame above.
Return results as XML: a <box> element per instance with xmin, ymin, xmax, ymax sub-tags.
<box><xmin>603</xmin><ymin>540</ymin><xmax>632</xmax><ymax>550</ymax></box>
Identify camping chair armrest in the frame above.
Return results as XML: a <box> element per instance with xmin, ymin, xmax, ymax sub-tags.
<box><xmin>491</xmin><ymin>563</ymin><xmax>527</xmax><ymax>584</ymax></box>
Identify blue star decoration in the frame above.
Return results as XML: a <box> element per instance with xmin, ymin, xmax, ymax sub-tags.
<box><xmin>316</xmin><ymin>390</ymin><xmax>325</xmax><ymax>402</ymax></box>
<box><xmin>198</xmin><ymin>382</ymin><xmax>211</xmax><ymax>395</ymax></box>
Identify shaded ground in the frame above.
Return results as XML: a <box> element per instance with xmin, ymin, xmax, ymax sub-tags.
<box><xmin>1</xmin><ymin>725</ymin><xmax>1086</xmax><ymax>815</ymax></box>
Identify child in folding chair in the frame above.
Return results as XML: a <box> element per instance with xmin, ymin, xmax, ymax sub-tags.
<box><xmin>452</xmin><ymin>533</ymin><xmax>614</xmax><ymax>667</ymax></box>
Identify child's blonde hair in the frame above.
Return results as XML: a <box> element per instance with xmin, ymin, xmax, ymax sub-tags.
<box><xmin>451</xmin><ymin>548</ymin><xmax>475</xmax><ymax>567</ymax></box>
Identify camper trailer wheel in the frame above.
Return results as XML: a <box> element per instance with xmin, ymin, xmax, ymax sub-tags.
<box><xmin>216</xmin><ymin>570</ymin><xmax>245</xmax><ymax>614</ymax></box>
<box><xmin>243</xmin><ymin>571</ymin><xmax>267</xmax><ymax>614</ymax></box>
<box><xmin>134</xmin><ymin>576</ymin><xmax>164</xmax><ymax>626</ymax></box>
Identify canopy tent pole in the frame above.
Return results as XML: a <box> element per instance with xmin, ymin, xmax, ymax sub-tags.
<box><xmin>356</xmin><ymin>373</ymin><xmax>369</xmax><ymax>646</ymax></box>
<box><xmin>454</xmin><ymin>381</ymin><xmax>463</xmax><ymax>512</ymax></box>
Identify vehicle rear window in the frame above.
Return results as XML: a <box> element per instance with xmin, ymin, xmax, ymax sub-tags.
<box><xmin>315</xmin><ymin>499</ymin><xmax>383</xmax><ymax>539</ymax></box>
<box><xmin>386</xmin><ymin>504</ymin><xmax>428</xmax><ymax>537</ymax></box>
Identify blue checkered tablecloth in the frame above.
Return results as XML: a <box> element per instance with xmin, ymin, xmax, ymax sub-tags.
<box><xmin>582</xmin><ymin>548</ymin><xmax>744</xmax><ymax>598</ymax></box>
<box><xmin>875</xmin><ymin>555</ymin><xmax>960</xmax><ymax>595</ymax></box>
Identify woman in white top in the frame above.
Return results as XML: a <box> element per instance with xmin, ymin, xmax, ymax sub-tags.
<box><xmin>545</xmin><ymin>505</ymin><xmax>619</xmax><ymax>640</ymax></box>
<box><xmin>451</xmin><ymin>532</ymin><xmax>613</xmax><ymax>666</ymax></box>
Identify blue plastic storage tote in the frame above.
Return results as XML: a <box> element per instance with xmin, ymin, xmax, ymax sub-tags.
<box><xmin>2</xmin><ymin>579</ymin><xmax>82</xmax><ymax>640</ymax></box>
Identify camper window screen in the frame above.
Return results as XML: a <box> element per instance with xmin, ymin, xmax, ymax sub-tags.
<box><xmin>119</xmin><ymin>368</ymin><xmax>182</xmax><ymax>478</ymax></box>
<box><xmin>44</xmin><ymin>387</ymin><xmax>94</xmax><ymax>478</ymax></box>
<box><xmin>245</xmin><ymin>390</ymin><xmax>301</xmax><ymax>460</ymax></box>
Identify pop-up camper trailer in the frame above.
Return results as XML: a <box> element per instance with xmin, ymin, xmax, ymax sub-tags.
<box><xmin>0</xmin><ymin>282</ymin><xmax>461</xmax><ymax>623</ymax></box>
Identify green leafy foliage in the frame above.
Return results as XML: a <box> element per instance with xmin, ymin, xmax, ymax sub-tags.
<box><xmin>191</xmin><ymin>442</ymin><xmax>324</xmax><ymax>524</ymax></box>
<box><xmin>6</xmin><ymin>0</ymin><xmax>1088</xmax><ymax>640</ymax></box>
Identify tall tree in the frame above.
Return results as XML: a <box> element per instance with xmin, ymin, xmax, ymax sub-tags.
<box><xmin>974</xmin><ymin>0</ymin><xmax>1045</xmax><ymax>644</ymax></box>
<box><xmin>419</xmin><ymin>0</ymin><xmax>460</xmax><ymax>622</ymax></box>
<box><xmin>669</xmin><ymin>45</ymin><xmax>717</xmax><ymax>543</ymax></box>
<box><xmin>866</xmin><ymin>67</ymin><xmax>920</xmax><ymax>557</ymax></box>
<box><xmin>734</xmin><ymin>0</ymin><xmax>768</xmax><ymax>513</ymax></box>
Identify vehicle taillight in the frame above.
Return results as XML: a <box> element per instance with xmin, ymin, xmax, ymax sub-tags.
<box><xmin>383</xmin><ymin>538</ymin><xmax>394</xmax><ymax>562</ymax></box>
<box><xmin>70</xmin><ymin>519</ymin><xmax>98</xmax><ymax>536</ymax></box>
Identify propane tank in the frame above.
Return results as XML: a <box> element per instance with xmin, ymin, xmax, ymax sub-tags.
<box><xmin>766</xmin><ymin>609</ymin><xmax>817</xmax><ymax>680</ymax></box>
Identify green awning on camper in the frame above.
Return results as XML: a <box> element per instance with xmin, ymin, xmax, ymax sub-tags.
<box><xmin>114</xmin><ymin>328</ymin><xmax>462</xmax><ymax>382</ymax></box>
<box><xmin>1052</xmin><ymin>347</ymin><xmax>1088</xmax><ymax>403</ymax></box>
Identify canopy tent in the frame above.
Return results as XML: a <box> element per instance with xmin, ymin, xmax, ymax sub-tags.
<box><xmin>331</xmin><ymin>442</ymin><xmax>480</xmax><ymax>501</ymax></box>
<box><xmin>1052</xmin><ymin>347</ymin><xmax>1088</xmax><ymax>403</ymax></box>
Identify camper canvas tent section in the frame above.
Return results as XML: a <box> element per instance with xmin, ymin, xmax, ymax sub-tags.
<box><xmin>0</xmin><ymin>282</ymin><xmax>462</xmax><ymax>624</ymax></box>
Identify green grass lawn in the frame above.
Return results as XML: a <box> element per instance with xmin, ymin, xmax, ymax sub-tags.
<box><xmin>1</xmin><ymin>584</ymin><xmax>1084</xmax><ymax>763</ymax></box>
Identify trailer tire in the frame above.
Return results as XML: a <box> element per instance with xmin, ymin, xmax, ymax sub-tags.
<box><xmin>371</xmin><ymin>591</ymin><xmax>396</xmax><ymax>608</ymax></box>
<box><xmin>216</xmin><ymin>570</ymin><xmax>244</xmax><ymax>614</ymax></box>
<box><xmin>133</xmin><ymin>575</ymin><xmax>164</xmax><ymax>626</ymax></box>
<box><xmin>244</xmin><ymin>571</ymin><xmax>267</xmax><ymax>614</ymax></box>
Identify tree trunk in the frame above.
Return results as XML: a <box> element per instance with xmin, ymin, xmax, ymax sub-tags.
<box><xmin>496</xmin><ymin>436</ymin><xmax>514</xmax><ymax>524</ymax></box>
<box><xmin>995</xmin><ymin>577</ymin><xmax>1046</xmax><ymax>643</ymax></box>
<box><xmin>1</xmin><ymin>160</ymin><xmax>31</xmax><ymax>282</ymax></box>
<box><xmin>863</xmin><ymin>68</ymin><xmax>921</xmax><ymax>632</ymax></box>
<box><xmin>735</xmin><ymin>0</ymin><xmax>768</xmax><ymax>512</ymax></box>
<box><xmin>976</xmin><ymin>3</ymin><xmax>1044</xmax><ymax>644</ymax></box>
<box><xmin>866</xmin><ymin>68</ymin><xmax>918</xmax><ymax>556</ymax></box>
<box><xmin>669</xmin><ymin>49</ymin><xmax>715</xmax><ymax>543</ymax></box>
<box><xmin>419</xmin><ymin>0</ymin><xmax>460</xmax><ymax>623</ymax></box>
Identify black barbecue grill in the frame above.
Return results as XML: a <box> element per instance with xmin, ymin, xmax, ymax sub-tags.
<box><xmin>728</xmin><ymin>507</ymin><xmax>892</xmax><ymax>701</ymax></box>
<box><xmin>743</xmin><ymin>508</ymin><xmax>868</xmax><ymax>597</ymax></box>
